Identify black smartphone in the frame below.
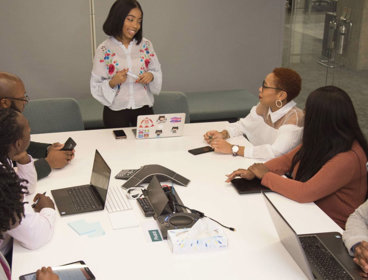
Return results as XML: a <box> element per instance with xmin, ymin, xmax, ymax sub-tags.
<box><xmin>61</xmin><ymin>137</ymin><xmax>76</xmax><ymax>151</ymax></box>
<box><xmin>188</xmin><ymin>145</ymin><xmax>214</xmax><ymax>155</ymax></box>
<box><xmin>113</xmin><ymin>129</ymin><xmax>127</xmax><ymax>139</ymax></box>
<box><xmin>19</xmin><ymin>260</ymin><xmax>95</xmax><ymax>280</ymax></box>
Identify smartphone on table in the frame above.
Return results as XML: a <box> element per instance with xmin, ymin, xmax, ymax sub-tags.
<box><xmin>188</xmin><ymin>145</ymin><xmax>214</xmax><ymax>155</ymax></box>
<box><xmin>113</xmin><ymin>129</ymin><xmax>127</xmax><ymax>139</ymax></box>
<box><xmin>19</xmin><ymin>260</ymin><xmax>95</xmax><ymax>280</ymax></box>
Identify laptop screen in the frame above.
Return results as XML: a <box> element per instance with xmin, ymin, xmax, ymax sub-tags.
<box><xmin>262</xmin><ymin>193</ymin><xmax>314</xmax><ymax>279</ymax></box>
<box><xmin>146</xmin><ymin>176</ymin><xmax>169</xmax><ymax>216</ymax></box>
<box><xmin>90</xmin><ymin>150</ymin><xmax>111</xmax><ymax>205</ymax></box>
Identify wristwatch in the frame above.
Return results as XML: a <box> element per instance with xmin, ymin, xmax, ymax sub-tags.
<box><xmin>232</xmin><ymin>145</ymin><xmax>239</xmax><ymax>156</ymax></box>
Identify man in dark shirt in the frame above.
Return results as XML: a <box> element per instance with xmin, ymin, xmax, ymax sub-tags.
<box><xmin>0</xmin><ymin>72</ymin><xmax>74</xmax><ymax>179</ymax></box>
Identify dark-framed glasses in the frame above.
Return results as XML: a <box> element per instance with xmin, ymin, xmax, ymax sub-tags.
<box><xmin>261</xmin><ymin>80</ymin><xmax>284</xmax><ymax>92</ymax></box>
<box><xmin>0</xmin><ymin>94</ymin><xmax>30</xmax><ymax>103</ymax></box>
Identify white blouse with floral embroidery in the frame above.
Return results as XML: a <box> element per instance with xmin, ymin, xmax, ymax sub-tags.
<box><xmin>90</xmin><ymin>37</ymin><xmax>162</xmax><ymax>111</ymax></box>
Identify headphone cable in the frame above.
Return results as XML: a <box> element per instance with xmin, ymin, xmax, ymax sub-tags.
<box><xmin>174</xmin><ymin>203</ymin><xmax>235</xmax><ymax>232</ymax></box>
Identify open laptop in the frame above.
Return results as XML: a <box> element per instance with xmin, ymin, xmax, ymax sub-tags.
<box><xmin>231</xmin><ymin>178</ymin><xmax>272</xmax><ymax>194</ymax></box>
<box><xmin>134</xmin><ymin>113</ymin><xmax>185</xmax><ymax>139</ymax></box>
<box><xmin>52</xmin><ymin>150</ymin><xmax>111</xmax><ymax>216</ymax></box>
<box><xmin>262</xmin><ymin>192</ymin><xmax>361</xmax><ymax>280</ymax></box>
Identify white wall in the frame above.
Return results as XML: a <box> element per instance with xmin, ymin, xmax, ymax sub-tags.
<box><xmin>0</xmin><ymin>0</ymin><xmax>285</xmax><ymax>99</ymax></box>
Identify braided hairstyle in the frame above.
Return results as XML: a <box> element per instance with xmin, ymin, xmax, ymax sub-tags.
<box><xmin>0</xmin><ymin>165</ymin><xmax>27</xmax><ymax>239</ymax></box>
<box><xmin>0</xmin><ymin>108</ymin><xmax>24</xmax><ymax>167</ymax></box>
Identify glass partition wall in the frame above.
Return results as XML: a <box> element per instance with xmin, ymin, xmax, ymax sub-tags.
<box><xmin>283</xmin><ymin>0</ymin><xmax>368</xmax><ymax>137</ymax></box>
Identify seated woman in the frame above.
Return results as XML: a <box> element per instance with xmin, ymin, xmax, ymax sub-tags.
<box><xmin>204</xmin><ymin>67</ymin><xmax>304</xmax><ymax>160</ymax></box>
<box><xmin>0</xmin><ymin>166</ymin><xmax>59</xmax><ymax>280</ymax></box>
<box><xmin>226</xmin><ymin>86</ymin><xmax>368</xmax><ymax>229</ymax></box>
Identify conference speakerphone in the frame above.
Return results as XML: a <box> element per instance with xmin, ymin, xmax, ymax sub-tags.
<box><xmin>143</xmin><ymin>176</ymin><xmax>199</xmax><ymax>239</ymax></box>
<box><xmin>122</xmin><ymin>164</ymin><xmax>190</xmax><ymax>189</ymax></box>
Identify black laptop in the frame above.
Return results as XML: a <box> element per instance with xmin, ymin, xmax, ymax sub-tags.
<box><xmin>231</xmin><ymin>177</ymin><xmax>271</xmax><ymax>194</ymax></box>
<box><xmin>51</xmin><ymin>150</ymin><xmax>111</xmax><ymax>216</ymax></box>
<box><xmin>262</xmin><ymin>192</ymin><xmax>361</xmax><ymax>280</ymax></box>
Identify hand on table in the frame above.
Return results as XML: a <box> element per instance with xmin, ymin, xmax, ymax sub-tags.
<box><xmin>203</xmin><ymin>130</ymin><xmax>224</xmax><ymax>144</ymax></box>
<box><xmin>226</xmin><ymin>168</ymin><xmax>256</xmax><ymax>182</ymax></box>
<box><xmin>36</xmin><ymin>267</ymin><xmax>59</xmax><ymax>280</ymax></box>
<box><xmin>210</xmin><ymin>139</ymin><xmax>233</xmax><ymax>154</ymax></box>
<box><xmin>354</xmin><ymin>241</ymin><xmax>368</xmax><ymax>277</ymax></box>
<box><xmin>248</xmin><ymin>163</ymin><xmax>269</xmax><ymax>179</ymax></box>
<box><xmin>33</xmin><ymin>193</ymin><xmax>55</xmax><ymax>212</ymax></box>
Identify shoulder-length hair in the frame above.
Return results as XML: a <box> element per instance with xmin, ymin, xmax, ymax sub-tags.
<box><xmin>103</xmin><ymin>0</ymin><xmax>143</xmax><ymax>45</ymax></box>
<box><xmin>291</xmin><ymin>86</ymin><xmax>368</xmax><ymax>181</ymax></box>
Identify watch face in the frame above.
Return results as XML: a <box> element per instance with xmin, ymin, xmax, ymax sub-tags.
<box><xmin>232</xmin><ymin>145</ymin><xmax>239</xmax><ymax>154</ymax></box>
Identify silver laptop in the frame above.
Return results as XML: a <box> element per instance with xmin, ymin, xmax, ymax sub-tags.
<box><xmin>262</xmin><ymin>192</ymin><xmax>361</xmax><ymax>280</ymax></box>
<box><xmin>135</xmin><ymin>113</ymin><xmax>185</xmax><ymax>139</ymax></box>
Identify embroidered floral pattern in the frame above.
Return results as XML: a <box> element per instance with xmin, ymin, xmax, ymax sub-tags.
<box><xmin>139</xmin><ymin>41</ymin><xmax>155</xmax><ymax>75</ymax></box>
<box><xmin>99</xmin><ymin>47</ymin><xmax>119</xmax><ymax>77</ymax></box>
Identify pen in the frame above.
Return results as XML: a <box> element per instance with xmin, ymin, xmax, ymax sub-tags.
<box><xmin>32</xmin><ymin>192</ymin><xmax>46</xmax><ymax>208</ymax></box>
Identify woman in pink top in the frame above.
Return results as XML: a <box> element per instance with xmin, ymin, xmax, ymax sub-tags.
<box><xmin>226</xmin><ymin>86</ymin><xmax>368</xmax><ymax>229</ymax></box>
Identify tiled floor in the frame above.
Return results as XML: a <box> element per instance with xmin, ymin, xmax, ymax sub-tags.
<box><xmin>282</xmin><ymin>7</ymin><xmax>368</xmax><ymax>137</ymax></box>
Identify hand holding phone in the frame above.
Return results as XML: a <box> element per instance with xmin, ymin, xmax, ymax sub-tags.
<box><xmin>113</xmin><ymin>129</ymin><xmax>127</xmax><ymax>139</ymax></box>
<box><xmin>188</xmin><ymin>146</ymin><xmax>214</xmax><ymax>155</ymax></box>
<box><xmin>19</xmin><ymin>260</ymin><xmax>95</xmax><ymax>280</ymax></box>
<box><xmin>61</xmin><ymin>137</ymin><xmax>76</xmax><ymax>151</ymax></box>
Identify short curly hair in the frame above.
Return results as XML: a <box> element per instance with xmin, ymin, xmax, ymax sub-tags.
<box><xmin>273</xmin><ymin>67</ymin><xmax>302</xmax><ymax>102</ymax></box>
<box><xmin>0</xmin><ymin>165</ymin><xmax>27</xmax><ymax>239</ymax></box>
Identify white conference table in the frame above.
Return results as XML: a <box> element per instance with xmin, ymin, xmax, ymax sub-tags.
<box><xmin>12</xmin><ymin>122</ymin><xmax>342</xmax><ymax>280</ymax></box>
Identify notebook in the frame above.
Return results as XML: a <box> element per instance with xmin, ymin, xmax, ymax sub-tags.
<box><xmin>134</xmin><ymin>113</ymin><xmax>185</xmax><ymax>139</ymax></box>
<box><xmin>231</xmin><ymin>178</ymin><xmax>271</xmax><ymax>194</ymax></box>
<box><xmin>262</xmin><ymin>192</ymin><xmax>361</xmax><ymax>280</ymax></box>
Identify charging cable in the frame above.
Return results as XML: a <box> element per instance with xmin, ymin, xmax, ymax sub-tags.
<box><xmin>125</xmin><ymin>187</ymin><xmax>143</xmax><ymax>200</ymax></box>
<box><xmin>174</xmin><ymin>203</ymin><xmax>235</xmax><ymax>232</ymax></box>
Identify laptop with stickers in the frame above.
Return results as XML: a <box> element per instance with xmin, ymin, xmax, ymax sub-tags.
<box><xmin>134</xmin><ymin>113</ymin><xmax>186</xmax><ymax>139</ymax></box>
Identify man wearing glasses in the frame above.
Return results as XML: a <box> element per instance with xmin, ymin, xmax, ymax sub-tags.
<box><xmin>0</xmin><ymin>72</ymin><xmax>74</xmax><ymax>180</ymax></box>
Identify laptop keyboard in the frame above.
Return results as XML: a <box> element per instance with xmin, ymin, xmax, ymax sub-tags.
<box><xmin>68</xmin><ymin>186</ymin><xmax>101</xmax><ymax>211</ymax></box>
<box><xmin>299</xmin><ymin>235</ymin><xmax>353</xmax><ymax>280</ymax></box>
<box><xmin>106</xmin><ymin>185</ymin><xmax>132</xmax><ymax>213</ymax></box>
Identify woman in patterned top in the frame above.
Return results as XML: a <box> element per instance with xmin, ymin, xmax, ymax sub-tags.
<box><xmin>90</xmin><ymin>0</ymin><xmax>162</xmax><ymax>128</ymax></box>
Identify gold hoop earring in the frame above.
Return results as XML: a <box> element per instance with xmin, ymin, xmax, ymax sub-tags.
<box><xmin>275</xmin><ymin>100</ymin><xmax>283</xmax><ymax>108</ymax></box>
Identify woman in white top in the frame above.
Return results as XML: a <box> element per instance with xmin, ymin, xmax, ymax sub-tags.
<box><xmin>90</xmin><ymin>0</ymin><xmax>162</xmax><ymax>128</ymax></box>
<box><xmin>204</xmin><ymin>68</ymin><xmax>304</xmax><ymax>160</ymax></box>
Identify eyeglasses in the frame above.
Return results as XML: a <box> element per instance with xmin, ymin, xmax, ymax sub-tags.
<box><xmin>0</xmin><ymin>94</ymin><xmax>30</xmax><ymax>103</ymax></box>
<box><xmin>261</xmin><ymin>80</ymin><xmax>284</xmax><ymax>92</ymax></box>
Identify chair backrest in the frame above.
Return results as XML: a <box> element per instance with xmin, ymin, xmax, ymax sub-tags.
<box><xmin>153</xmin><ymin>91</ymin><xmax>190</xmax><ymax>123</ymax></box>
<box><xmin>23</xmin><ymin>98</ymin><xmax>84</xmax><ymax>134</ymax></box>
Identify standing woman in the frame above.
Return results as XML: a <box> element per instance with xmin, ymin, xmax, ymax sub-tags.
<box><xmin>226</xmin><ymin>86</ymin><xmax>368</xmax><ymax>229</ymax></box>
<box><xmin>90</xmin><ymin>0</ymin><xmax>162</xmax><ymax>128</ymax></box>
